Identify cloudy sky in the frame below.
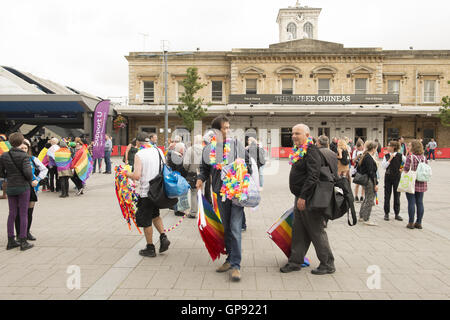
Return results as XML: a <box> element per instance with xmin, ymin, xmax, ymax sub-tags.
<box><xmin>1</xmin><ymin>0</ymin><xmax>449</xmax><ymax>99</ymax></box>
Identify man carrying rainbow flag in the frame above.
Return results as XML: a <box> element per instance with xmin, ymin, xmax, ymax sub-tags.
<box><xmin>196</xmin><ymin>115</ymin><xmax>252</xmax><ymax>282</ymax></box>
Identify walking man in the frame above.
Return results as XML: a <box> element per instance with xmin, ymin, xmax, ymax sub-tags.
<box><xmin>126</xmin><ymin>132</ymin><xmax>170</xmax><ymax>257</ymax></box>
<box><xmin>280</xmin><ymin>124</ymin><xmax>335</xmax><ymax>275</ymax></box>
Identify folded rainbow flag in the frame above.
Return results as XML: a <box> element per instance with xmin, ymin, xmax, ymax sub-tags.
<box><xmin>72</xmin><ymin>147</ymin><xmax>93</xmax><ymax>182</ymax></box>
<box><xmin>38</xmin><ymin>147</ymin><xmax>48</xmax><ymax>162</ymax></box>
<box><xmin>0</xmin><ymin>141</ymin><xmax>11</xmax><ymax>155</ymax></box>
<box><xmin>267</xmin><ymin>207</ymin><xmax>310</xmax><ymax>267</ymax></box>
<box><xmin>198</xmin><ymin>191</ymin><xmax>226</xmax><ymax>261</ymax></box>
<box><xmin>54</xmin><ymin>147</ymin><xmax>72</xmax><ymax>171</ymax></box>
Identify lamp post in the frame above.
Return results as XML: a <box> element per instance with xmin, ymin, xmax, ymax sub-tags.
<box><xmin>138</xmin><ymin>47</ymin><xmax>193</xmax><ymax>149</ymax></box>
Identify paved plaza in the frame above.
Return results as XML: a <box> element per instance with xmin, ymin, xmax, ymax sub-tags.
<box><xmin>0</xmin><ymin>157</ymin><xmax>449</xmax><ymax>300</ymax></box>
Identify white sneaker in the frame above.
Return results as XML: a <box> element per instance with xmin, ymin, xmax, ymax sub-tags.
<box><xmin>364</xmin><ymin>220</ymin><xmax>378</xmax><ymax>226</ymax></box>
<box><xmin>358</xmin><ymin>217</ymin><xmax>364</xmax><ymax>222</ymax></box>
<box><xmin>76</xmin><ymin>188</ymin><xmax>84</xmax><ymax>196</ymax></box>
<box><xmin>259</xmin><ymin>187</ymin><xmax>264</xmax><ymax>191</ymax></box>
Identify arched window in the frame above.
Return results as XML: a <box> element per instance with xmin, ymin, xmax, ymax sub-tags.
<box><xmin>287</xmin><ymin>23</ymin><xmax>297</xmax><ymax>40</ymax></box>
<box><xmin>303</xmin><ymin>22</ymin><xmax>313</xmax><ymax>38</ymax></box>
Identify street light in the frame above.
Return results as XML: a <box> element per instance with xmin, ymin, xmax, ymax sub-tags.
<box><xmin>138</xmin><ymin>47</ymin><xmax>193</xmax><ymax>149</ymax></box>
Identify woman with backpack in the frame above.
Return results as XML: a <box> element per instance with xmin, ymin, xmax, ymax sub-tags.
<box><xmin>403</xmin><ymin>140</ymin><xmax>429</xmax><ymax>230</ymax></box>
<box><xmin>357</xmin><ymin>141</ymin><xmax>379</xmax><ymax>226</ymax></box>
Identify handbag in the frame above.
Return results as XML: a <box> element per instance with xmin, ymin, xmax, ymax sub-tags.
<box><xmin>353</xmin><ymin>172</ymin><xmax>369</xmax><ymax>186</ymax></box>
<box><xmin>414</xmin><ymin>155</ymin><xmax>432</xmax><ymax>182</ymax></box>
<box><xmin>147</xmin><ymin>149</ymin><xmax>178</xmax><ymax>209</ymax></box>
<box><xmin>163</xmin><ymin>165</ymin><xmax>190</xmax><ymax>199</ymax></box>
<box><xmin>397</xmin><ymin>156</ymin><xmax>416</xmax><ymax>194</ymax></box>
<box><xmin>308</xmin><ymin>152</ymin><xmax>335</xmax><ymax>212</ymax></box>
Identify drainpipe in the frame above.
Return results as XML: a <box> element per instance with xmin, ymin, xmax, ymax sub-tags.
<box><xmin>415</xmin><ymin>69</ymin><xmax>418</xmax><ymax>106</ymax></box>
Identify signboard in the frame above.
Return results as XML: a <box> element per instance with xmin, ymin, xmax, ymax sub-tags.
<box><xmin>92</xmin><ymin>100</ymin><xmax>110</xmax><ymax>159</ymax></box>
<box><xmin>229</xmin><ymin>94</ymin><xmax>399</xmax><ymax>105</ymax></box>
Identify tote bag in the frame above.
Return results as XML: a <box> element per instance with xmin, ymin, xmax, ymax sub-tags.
<box><xmin>397</xmin><ymin>156</ymin><xmax>416</xmax><ymax>194</ymax></box>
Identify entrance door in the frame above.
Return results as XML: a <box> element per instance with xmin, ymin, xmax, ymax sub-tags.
<box><xmin>318</xmin><ymin>127</ymin><xmax>330</xmax><ymax>138</ymax></box>
<box><xmin>355</xmin><ymin>128</ymin><xmax>367</xmax><ymax>144</ymax></box>
<box><xmin>245</xmin><ymin>127</ymin><xmax>257</xmax><ymax>146</ymax></box>
<box><xmin>281</xmin><ymin>127</ymin><xmax>293</xmax><ymax>147</ymax></box>
<box><xmin>423</xmin><ymin>128</ymin><xmax>435</xmax><ymax>146</ymax></box>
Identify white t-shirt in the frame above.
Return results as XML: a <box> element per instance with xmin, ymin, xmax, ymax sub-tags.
<box><xmin>136</xmin><ymin>146</ymin><xmax>165</xmax><ymax>198</ymax></box>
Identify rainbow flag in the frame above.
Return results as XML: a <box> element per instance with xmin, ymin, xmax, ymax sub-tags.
<box><xmin>0</xmin><ymin>141</ymin><xmax>11</xmax><ymax>155</ymax></box>
<box><xmin>54</xmin><ymin>147</ymin><xmax>72</xmax><ymax>171</ymax></box>
<box><xmin>72</xmin><ymin>147</ymin><xmax>93</xmax><ymax>182</ymax></box>
<box><xmin>267</xmin><ymin>207</ymin><xmax>310</xmax><ymax>267</ymax></box>
<box><xmin>38</xmin><ymin>147</ymin><xmax>48</xmax><ymax>162</ymax></box>
<box><xmin>197</xmin><ymin>190</ymin><xmax>226</xmax><ymax>261</ymax></box>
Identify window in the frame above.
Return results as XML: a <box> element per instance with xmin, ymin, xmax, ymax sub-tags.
<box><xmin>246</xmin><ymin>79</ymin><xmax>257</xmax><ymax>94</ymax></box>
<box><xmin>424</xmin><ymin>80</ymin><xmax>436</xmax><ymax>103</ymax></box>
<box><xmin>303</xmin><ymin>22</ymin><xmax>313</xmax><ymax>39</ymax></box>
<box><xmin>282</xmin><ymin>79</ymin><xmax>293</xmax><ymax>94</ymax></box>
<box><xmin>318</xmin><ymin>78</ymin><xmax>330</xmax><ymax>94</ymax></box>
<box><xmin>287</xmin><ymin>23</ymin><xmax>297</xmax><ymax>40</ymax></box>
<box><xmin>355</xmin><ymin>78</ymin><xmax>367</xmax><ymax>94</ymax></box>
<box><xmin>388</xmin><ymin>80</ymin><xmax>400</xmax><ymax>95</ymax></box>
<box><xmin>143</xmin><ymin>81</ymin><xmax>154</xmax><ymax>103</ymax></box>
<box><xmin>355</xmin><ymin>128</ymin><xmax>367</xmax><ymax>143</ymax></box>
<box><xmin>281</xmin><ymin>127</ymin><xmax>293</xmax><ymax>148</ymax></box>
<box><xmin>139</xmin><ymin>126</ymin><xmax>156</xmax><ymax>134</ymax></box>
<box><xmin>211</xmin><ymin>81</ymin><xmax>223</xmax><ymax>102</ymax></box>
<box><xmin>387</xmin><ymin>128</ymin><xmax>400</xmax><ymax>143</ymax></box>
<box><xmin>177</xmin><ymin>81</ymin><xmax>185</xmax><ymax>102</ymax></box>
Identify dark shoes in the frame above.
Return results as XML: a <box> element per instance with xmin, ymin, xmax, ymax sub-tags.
<box><xmin>216</xmin><ymin>262</ymin><xmax>231</xmax><ymax>273</ymax></box>
<box><xmin>19</xmin><ymin>238</ymin><xmax>34</xmax><ymax>251</ymax></box>
<box><xmin>414</xmin><ymin>223</ymin><xmax>423</xmax><ymax>229</ymax></box>
<box><xmin>6</xmin><ymin>237</ymin><xmax>20</xmax><ymax>250</ymax></box>
<box><xmin>174</xmin><ymin>211</ymin><xmax>185</xmax><ymax>217</ymax></box>
<box><xmin>384</xmin><ymin>215</ymin><xmax>390</xmax><ymax>221</ymax></box>
<box><xmin>280</xmin><ymin>263</ymin><xmax>301</xmax><ymax>273</ymax></box>
<box><xmin>27</xmin><ymin>232</ymin><xmax>36</xmax><ymax>241</ymax></box>
<box><xmin>159</xmin><ymin>234</ymin><xmax>170</xmax><ymax>253</ymax></box>
<box><xmin>139</xmin><ymin>244</ymin><xmax>156</xmax><ymax>257</ymax></box>
<box><xmin>395</xmin><ymin>215</ymin><xmax>403</xmax><ymax>221</ymax></box>
<box><xmin>406</xmin><ymin>223</ymin><xmax>415</xmax><ymax>229</ymax></box>
<box><xmin>311</xmin><ymin>266</ymin><xmax>336</xmax><ymax>275</ymax></box>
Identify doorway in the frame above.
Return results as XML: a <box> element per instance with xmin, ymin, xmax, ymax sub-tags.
<box><xmin>318</xmin><ymin>127</ymin><xmax>330</xmax><ymax>138</ymax></box>
<box><xmin>355</xmin><ymin>128</ymin><xmax>367</xmax><ymax>144</ymax></box>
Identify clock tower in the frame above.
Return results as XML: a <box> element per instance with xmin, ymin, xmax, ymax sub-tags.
<box><xmin>277</xmin><ymin>1</ymin><xmax>321</xmax><ymax>42</ymax></box>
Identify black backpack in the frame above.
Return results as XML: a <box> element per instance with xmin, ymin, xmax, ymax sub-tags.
<box><xmin>257</xmin><ymin>146</ymin><xmax>266</xmax><ymax>168</ymax></box>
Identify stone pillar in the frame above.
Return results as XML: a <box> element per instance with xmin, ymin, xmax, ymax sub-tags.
<box><xmin>230</xmin><ymin>62</ymin><xmax>239</xmax><ymax>94</ymax></box>
<box><xmin>375</xmin><ymin>62</ymin><xmax>383</xmax><ymax>94</ymax></box>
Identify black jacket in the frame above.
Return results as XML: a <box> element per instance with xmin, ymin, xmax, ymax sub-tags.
<box><xmin>198</xmin><ymin>139</ymin><xmax>252</xmax><ymax>196</ymax></box>
<box><xmin>289</xmin><ymin>144</ymin><xmax>321</xmax><ymax>200</ymax></box>
<box><xmin>0</xmin><ymin>148</ymin><xmax>33</xmax><ymax>195</ymax></box>
<box><xmin>166</xmin><ymin>150</ymin><xmax>188</xmax><ymax>178</ymax></box>
<box><xmin>357</xmin><ymin>153</ymin><xmax>378</xmax><ymax>185</ymax></box>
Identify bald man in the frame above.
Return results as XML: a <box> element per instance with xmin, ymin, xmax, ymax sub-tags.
<box><xmin>280</xmin><ymin>124</ymin><xmax>336</xmax><ymax>275</ymax></box>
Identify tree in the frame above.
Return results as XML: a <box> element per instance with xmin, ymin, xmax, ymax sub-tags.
<box><xmin>439</xmin><ymin>81</ymin><xmax>450</xmax><ymax>127</ymax></box>
<box><xmin>176</xmin><ymin>67</ymin><xmax>208</xmax><ymax>132</ymax></box>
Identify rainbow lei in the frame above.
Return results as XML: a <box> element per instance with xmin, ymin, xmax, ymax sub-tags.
<box><xmin>209</xmin><ymin>136</ymin><xmax>231</xmax><ymax>170</ymax></box>
<box><xmin>220</xmin><ymin>158</ymin><xmax>250</xmax><ymax>201</ymax></box>
<box><xmin>289</xmin><ymin>137</ymin><xmax>314</xmax><ymax>165</ymax></box>
<box><xmin>139</xmin><ymin>143</ymin><xmax>153</xmax><ymax>151</ymax></box>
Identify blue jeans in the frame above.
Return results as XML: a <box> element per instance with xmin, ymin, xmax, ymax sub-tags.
<box><xmin>259</xmin><ymin>165</ymin><xmax>264</xmax><ymax>187</ymax></box>
<box><xmin>406</xmin><ymin>192</ymin><xmax>424</xmax><ymax>224</ymax></box>
<box><xmin>93</xmin><ymin>158</ymin><xmax>103</xmax><ymax>173</ymax></box>
<box><xmin>104</xmin><ymin>150</ymin><xmax>112</xmax><ymax>173</ymax></box>
<box><xmin>217</xmin><ymin>198</ymin><xmax>244</xmax><ymax>270</ymax></box>
<box><xmin>427</xmin><ymin>149</ymin><xmax>435</xmax><ymax>160</ymax></box>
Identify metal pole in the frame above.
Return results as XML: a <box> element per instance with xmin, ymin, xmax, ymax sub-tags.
<box><xmin>164</xmin><ymin>50</ymin><xmax>169</xmax><ymax>149</ymax></box>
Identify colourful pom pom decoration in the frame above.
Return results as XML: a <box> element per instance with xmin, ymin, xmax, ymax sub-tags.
<box><xmin>220</xmin><ymin>158</ymin><xmax>250</xmax><ymax>201</ymax></box>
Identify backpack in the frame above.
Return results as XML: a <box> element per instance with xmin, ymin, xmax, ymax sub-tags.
<box><xmin>414</xmin><ymin>155</ymin><xmax>432</xmax><ymax>182</ymax></box>
<box><xmin>257</xmin><ymin>146</ymin><xmax>266</xmax><ymax>168</ymax></box>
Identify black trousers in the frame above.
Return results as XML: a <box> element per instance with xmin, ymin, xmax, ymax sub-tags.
<box><xmin>49</xmin><ymin>167</ymin><xmax>60</xmax><ymax>192</ymax></box>
<box><xmin>204</xmin><ymin>176</ymin><xmax>212</xmax><ymax>205</ymax></box>
<box><xmin>71</xmin><ymin>173</ymin><xmax>84</xmax><ymax>190</ymax></box>
<box><xmin>289</xmin><ymin>197</ymin><xmax>335</xmax><ymax>270</ymax></box>
<box><xmin>384</xmin><ymin>174</ymin><xmax>401</xmax><ymax>215</ymax></box>
<box><xmin>59</xmin><ymin>176</ymin><xmax>69</xmax><ymax>196</ymax></box>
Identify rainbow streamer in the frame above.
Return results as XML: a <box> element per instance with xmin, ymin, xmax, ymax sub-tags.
<box><xmin>267</xmin><ymin>207</ymin><xmax>310</xmax><ymax>267</ymax></box>
<box><xmin>54</xmin><ymin>148</ymin><xmax>72</xmax><ymax>171</ymax></box>
<box><xmin>38</xmin><ymin>147</ymin><xmax>48</xmax><ymax>162</ymax></box>
<box><xmin>220</xmin><ymin>158</ymin><xmax>250</xmax><ymax>201</ymax></box>
<box><xmin>375</xmin><ymin>192</ymin><xmax>379</xmax><ymax>205</ymax></box>
<box><xmin>72</xmin><ymin>147</ymin><xmax>93</xmax><ymax>182</ymax></box>
<box><xmin>114</xmin><ymin>165</ymin><xmax>141</xmax><ymax>234</ymax></box>
<box><xmin>198</xmin><ymin>191</ymin><xmax>226</xmax><ymax>261</ymax></box>
<box><xmin>0</xmin><ymin>141</ymin><xmax>11</xmax><ymax>155</ymax></box>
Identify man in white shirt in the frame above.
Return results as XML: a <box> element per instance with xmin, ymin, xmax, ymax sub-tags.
<box><xmin>426</xmin><ymin>138</ymin><xmax>437</xmax><ymax>161</ymax></box>
<box><xmin>46</xmin><ymin>138</ymin><xmax>60</xmax><ymax>192</ymax></box>
<box><xmin>126</xmin><ymin>133</ymin><xmax>170</xmax><ymax>257</ymax></box>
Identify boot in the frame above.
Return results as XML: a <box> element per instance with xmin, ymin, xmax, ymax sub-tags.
<box><xmin>6</xmin><ymin>237</ymin><xmax>20</xmax><ymax>250</ymax></box>
<box><xmin>19</xmin><ymin>238</ymin><xmax>34</xmax><ymax>251</ymax></box>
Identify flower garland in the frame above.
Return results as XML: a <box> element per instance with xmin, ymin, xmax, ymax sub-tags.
<box><xmin>209</xmin><ymin>136</ymin><xmax>231</xmax><ymax>170</ymax></box>
<box><xmin>289</xmin><ymin>137</ymin><xmax>314</xmax><ymax>165</ymax></box>
<box><xmin>220</xmin><ymin>158</ymin><xmax>250</xmax><ymax>201</ymax></box>
<box><xmin>139</xmin><ymin>143</ymin><xmax>153</xmax><ymax>151</ymax></box>
<box><xmin>114</xmin><ymin>115</ymin><xmax>127</xmax><ymax>132</ymax></box>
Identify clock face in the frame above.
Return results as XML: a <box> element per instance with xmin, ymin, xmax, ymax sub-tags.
<box><xmin>295</xmin><ymin>13</ymin><xmax>303</xmax><ymax>22</ymax></box>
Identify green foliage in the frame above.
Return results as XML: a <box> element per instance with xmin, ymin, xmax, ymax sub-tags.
<box><xmin>438</xmin><ymin>80</ymin><xmax>450</xmax><ymax>127</ymax></box>
<box><xmin>176</xmin><ymin>67</ymin><xmax>208</xmax><ymax>131</ymax></box>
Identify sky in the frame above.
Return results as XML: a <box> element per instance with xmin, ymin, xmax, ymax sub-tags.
<box><xmin>1</xmin><ymin>0</ymin><xmax>449</xmax><ymax>99</ymax></box>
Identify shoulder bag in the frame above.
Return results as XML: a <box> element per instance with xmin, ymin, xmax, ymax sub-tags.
<box><xmin>147</xmin><ymin>149</ymin><xmax>178</xmax><ymax>209</ymax></box>
<box><xmin>397</xmin><ymin>155</ymin><xmax>416</xmax><ymax>194</ymax></box>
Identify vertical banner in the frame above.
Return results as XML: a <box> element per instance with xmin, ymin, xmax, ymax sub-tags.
<box><xmin>92</xmin><ymin>100</ymin><xmax>110</xmax><ymax>159</ymax></box>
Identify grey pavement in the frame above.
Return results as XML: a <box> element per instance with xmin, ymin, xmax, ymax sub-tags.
<box><xmin>0</xmin><ymin>157</ymin><xmax>449</xmax><ymax>300</ymax></box>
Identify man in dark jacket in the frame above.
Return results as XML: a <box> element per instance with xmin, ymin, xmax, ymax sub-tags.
<box><xmin>196</xmin><ymin>115</ymin><xmax>251</xmax><ymax>282</ymax></box>
<box><xmin>280</xmin><ymin>125</ymin><xmax>335</xmax><ymax>275</ymax></box>
<box><xmin>330</xmin><ymin>137</ymin><xmax>338</xmax><ymax>154</ymax></box>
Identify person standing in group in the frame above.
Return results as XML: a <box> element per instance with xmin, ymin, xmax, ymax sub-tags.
<box><xmin>103</xmin><ymin>134</ymin><xmax>112</xmax><ymax>174</ymax></box>
<box><xmin>247</xmin><ymin>137</ymin><xmax>266</xmax><ymax>191</ymax></box>
<box><xmin>89</xmin><ymin>142</ymin><xmax>103</xmax><ymax>174</ymax></box>
<box><xmin>330</xmin><ymin>137</ymin><xmax>338</xmax><ymax>154</ymax></box>
<box><xmin>357</xmin><ymin>141</ymin><xmax>379</xmax><ymax>226</ymax></box>
<box><xmin>54</xmin><ymin>140</ymin><xmax>73</xmax><ymax>198</ymax></box>
<box><xmin>70</xmin><ymin>141</ymin><xmax>86</xmax><ymax>196</ymax></box>
<box><xmin>196</xmin><ymin>115</ymin><xmax>252</xmax><ymax>281</ymax></box>
<box><xmin>404</xmin><ymin>140</ymin><xmax>429</xmax><ymax>230</ymax></box>
<box><xmin>124</xmin><ymin>138</ymin><xmax>138</xmax><ymax>170</ymax></box>
<box><xmin>167</xmin><ymin>142</ymin><xmax>190</xmax><ymax>217</ymax></box>
<box><xmin>183</xmin><ymin>135</ymin><xmax>203</xmax><ymax>219</ymax></box>
<box><xmin>15</xmin><ymin>139</ymin><xmax>47</xmax><ymax>241</ymax></box>
<box><xmin>426</xmin><ymin>138</ymin><xmax>437</xmax><ymax>161</ymax></box>
<box><xmin>202</xmin><ymin>130</ymin><xmax>215</xmax><ymax>205</ymax></box>
<box><xmin>126</xmin><ymin>132</ymin><xmax>171</xmax><ymax>257</ymax></box>
<box><xmin>280</xmin><ymin>125</ymin><xmax>335</xmax><ymax>275</ymax></box>
<box><xmin>399</xmin><ymin>137</ymin><xmax>407</xmax><ymax>156</ymax></box>
<box><xmin>149</xmin><ymin>133</ymin><xmax>158</xmax><ymax>146</ymax></box>
<box><xmin>382</xmin><ymin>141</ymin><xmax>405</xmax><ymax>222</ymax></box>
<box><xmin>375</xmin><ymin>139</ymin><xmax>382</xmax><ymax>158</ymax></box>
<box><xmin>46</xmin><ymin>138</ymin><xmax>60</xmax><ymax>192</ymax></box>
<box><xmin>352</xmin><ymin>139</ymin><xmax>365</xmax><ymax>202</ymax></box>
<box><xmin>0</xmin><ymin>132</ymin><xmax>35</xmax><ymax>251</ymax></box>
<box><xmin>337</xmin><ymin>139</ymin><xmax>350</xmax><ymax>180</ymax></box>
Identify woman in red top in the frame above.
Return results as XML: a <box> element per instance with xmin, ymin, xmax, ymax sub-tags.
<box><xmin>403</xmin><ymin>140</ymin><xmax>428</xmax><ymax>229</ymax></box>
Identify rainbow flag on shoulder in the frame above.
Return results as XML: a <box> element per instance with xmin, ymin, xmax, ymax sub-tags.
<box><xmin>54</xmin><ymin>147</ymin><xmax>72</xmax><ymax>171</ymax></box>
<box><xmin>267</xmin><ymin>207</ymin><xmax>310</xmax><ymax>267</ymax></box>
<box><xmin>72</xmin><ymin>146</ymin><xmax>93</xmax><ymax>182</ymax></box>
<box><xmin>0</xmin><ymin>141</ymin><xmax>11</xmax><ymax>155</ymax></box>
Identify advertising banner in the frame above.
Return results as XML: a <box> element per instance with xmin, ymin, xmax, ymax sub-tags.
<box><xmin>92</xmin><ymin>100</ymin><xmax>110</xmax><ymax>159</ymax></box>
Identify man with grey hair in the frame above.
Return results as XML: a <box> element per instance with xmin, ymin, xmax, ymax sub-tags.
<box><xmin>280</xmin><ymin>125</ymin><xmax>336</xmax><ymax>275</ymax></box>
<box><xmin>183</xmin><ymin>135</ymin><xmax>204</xmax><ymax>218</ymax></box>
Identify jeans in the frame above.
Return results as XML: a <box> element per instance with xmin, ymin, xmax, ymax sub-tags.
<box><xmin>406</xmin><ymin>192</ymin><xmax>425</xmax><ymax>224</ymax></box>
<box><xmin>104</xmin><ymin>150</ymin><xmax>112</xmax><ymax>173</ymax></box>
<box><xmin>258</xmin><ymin>165</ymin><xmax>264</xmax><ymax>187</ymax></box>
<box><xmin>7</xmin><ymin>189</ymin><xmax>30</xmax><ymax>238</ymax></box>
<box><xmin>427</xmin><ymin>149</ymin><xmax>435</xmax><ymax>160</ymax></box>
<box><xmin>93</xmin><ymin>158</ymin><xmax>103</xmax><ymax>173</ymax></box>
<box><xmin>217</xmin><ymin>198</ymin><xmax>244</xmax><ymax>270</ymax></box>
